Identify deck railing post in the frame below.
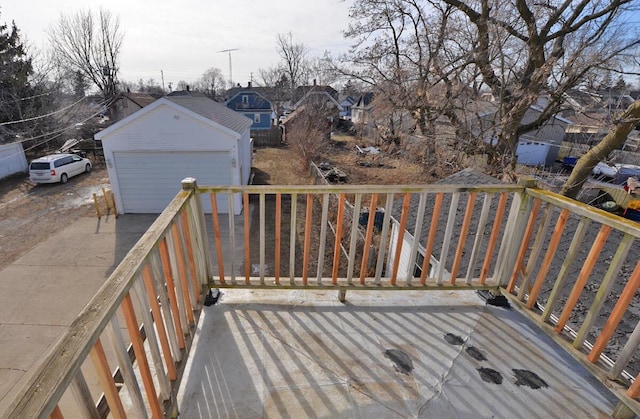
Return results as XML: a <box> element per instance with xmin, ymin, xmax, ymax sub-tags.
<box><xmin>182</xmin><ymin>178</ymin><xmax>214</xmax><ymax>286</ymax></box>
<box><xmin>495</xmin><ymin>180</ymin><xmax>536</xmax><ymax>288</ymax></box>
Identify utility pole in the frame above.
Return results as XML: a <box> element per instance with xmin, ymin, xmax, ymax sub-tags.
<box><xmin>218</xmin><ymin>48</ymin><xmax>239</xmax><ymax>86</ymax></box>
<box><xmin>160</xmin><ymin>70</ymin><xmax>165</xmax><ymax>93</ymax></box>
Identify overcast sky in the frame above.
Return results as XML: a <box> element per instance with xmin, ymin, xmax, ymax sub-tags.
<box><xmin>2</xmin><ymin>0</ymin><xmax>354</xmax><ymax>88</ymax></box>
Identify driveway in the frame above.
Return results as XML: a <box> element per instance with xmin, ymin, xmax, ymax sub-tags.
<box><xmin>0</xmin><ymin>214</ymin><xmax>160</xmax><ymax>416</ymax></box>
<box><xmin>0</xmin><ymin>163</ymin><xmax>112</xmax><ymax>271</ymax></box>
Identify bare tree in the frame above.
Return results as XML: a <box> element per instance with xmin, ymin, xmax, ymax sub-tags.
<box><xmin>194</xmin><ymin>67</ymin><xmax>226</xmax><ymax>100</ymax></box>
<box><xmin>341</xmin><ymin>0</ymin><xmax>474</xmax><ymax>162</ymax></box>
<box><xmin>258</xmin><ymin>65</ymin><xmax>285</xmax><ymax>88</ymax></box>
<box><xmin>49</xmin><ymin>8</ymin><xmax>123</xmax><ymax>106</ymax></box>
<box><xmin>441</xmin><ymin>0</ymin><xmax>640</xmax><ymax>174</ymax></box>
<box><xmin>306</xmin><ymin>52</ymin><xmax>340</xmax><ymax>86</ymax></box>
<box><xmin>276</xmin><ymin>32</ymin><xmax>308</xmax><ymax>92</ymax></box>
<box><xmin>285</xmin><ymin>99</ymin><xmax>336</xmax><ymax>169</ymax></box>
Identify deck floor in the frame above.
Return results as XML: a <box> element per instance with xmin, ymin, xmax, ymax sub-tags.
<box><xmin>177</xmin><ymin>289</ymin><xmax>618</xmax><ymax>418</ymax></box>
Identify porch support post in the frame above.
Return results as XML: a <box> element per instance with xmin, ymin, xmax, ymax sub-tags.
<box><xmin>182</xmin><ymin>178</ymin><xmax>214</xmax><ymax>286</ymax></box>
<box><xmin>612</xmin><ymin>401</ymin><xmax>635</xmax><ymax>419</ymax></box>
<box><xmin>496</xmin><ymin>178</ymin><xmax>536</xmax><ymax>288</ymax></box>
<box><xmin>338</xmin><ymin>289</ymin><xmax>347</xmax><ymax>303</ymax></box>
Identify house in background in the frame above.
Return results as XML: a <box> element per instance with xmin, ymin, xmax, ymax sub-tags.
<box><xmin>225</xmin><ymin>83</ymin><xmax>275</xmax><ymax>131</ymax></box>
<box><xmin>96</xmin><ymin>92</ymin><xmax>253</xmax><ymax>214</ymax></box>
<box><xmin>352</xmin><ymin>93</ymin><xmax>375</xmax><ymax>125</ymax></box>
<box><xmin>111</xmin><ymin>92</ymin><xmax>158</xmax><ymax>122</ymax></box>
<box><xmin>473</xmin><ymin>101</ymin><xmax>571</xmax><ymax>167</ymax></box>
<box><xmin>292</xmin><ymin>82</ymin><xmax>343</xmax><ymax>117</ymax></box>
<box><xmin>292</xmin><ymin>81</ymin><xmax>339</xmax><ymax>106</ymax></box>
<box><xmin>560</xmin><ymin>88</ymin><xmax>639</xmax><ymax>150</ymax></box>
<box><xmin>339</xmin><ymin>96</ymin><xmax>356</xmax><ymax>120</ymax></box>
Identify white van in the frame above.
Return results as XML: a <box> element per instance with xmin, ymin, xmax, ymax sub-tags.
<box><xmin>29</xmin><ymin>153</ymin><xmax>92</xmax><ymax>184</ymax></box>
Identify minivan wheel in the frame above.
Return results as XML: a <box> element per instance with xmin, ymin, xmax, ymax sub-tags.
<box><xmin>60</xmin><ymin>173</ymin><xmax>68</xmax><ymax>184</ymax></box>
<box><xmin>85</xmin><ymin>164</ymin><xmax>91</xmax><ymax>173</ymax></box>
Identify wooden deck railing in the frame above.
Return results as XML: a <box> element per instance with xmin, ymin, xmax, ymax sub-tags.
<box><xmin>7</xmin><ymin>178</ymin><xmax>640</xmax><ymax>417</ymax></box>
<box><xmin>6</xmin><ymin>179</ymin><xmax>211</xmax><ymax>419</ymax></box>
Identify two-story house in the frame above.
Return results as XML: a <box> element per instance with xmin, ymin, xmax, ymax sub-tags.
<box><xmin>225</xmin><ymin>83</ymin><xmax>275</xmax><ymax>131</ymax></box>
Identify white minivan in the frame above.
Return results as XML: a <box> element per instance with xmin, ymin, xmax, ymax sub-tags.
<box><xmin>29</xmin><ymin>153</ymin><xmax>92</xmax><ymax>184</ymax></box>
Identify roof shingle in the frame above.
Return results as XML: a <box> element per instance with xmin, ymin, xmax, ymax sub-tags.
<box><xmin>166</xmin><ymin>95</ymin><xmax>252</xmax><ymax>134</ymax></box>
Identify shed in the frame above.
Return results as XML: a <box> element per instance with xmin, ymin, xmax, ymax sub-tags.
<box><xmin>0</xmin><ymin>142</ymin><xmax>28</xmax><ymax>179</ymax></box>
<box><xmin>95</xmin><ymin>95</ymin><xmax>253</xmax><ymax>214</ymax></box>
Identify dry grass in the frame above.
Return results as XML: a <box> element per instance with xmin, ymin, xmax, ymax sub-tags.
<box><xmin>252</xmin><ymin>135</ymin><xmax>431</xmax><ymax>186</ymax></box>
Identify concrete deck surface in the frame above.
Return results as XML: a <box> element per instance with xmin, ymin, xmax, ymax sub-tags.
<box><xmin>178</xmin><ymin>289</ymin><xmax>619</xmax><ymax>419</ymax></box>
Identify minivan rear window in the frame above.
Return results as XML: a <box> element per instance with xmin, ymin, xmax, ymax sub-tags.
<box><xmin>30</xmin><ymin>162</ymin><xmax>50</xmax><ymax>170</ymax></box>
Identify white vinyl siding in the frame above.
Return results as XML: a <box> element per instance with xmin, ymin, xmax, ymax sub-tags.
<box><xmin>387</xmin><ymin>221</ymin><xmax>440</xmax><ymax>281</ymax></box>
<box><xmin>114</xmin><ymin>151</ymin><xmax>232</xmax><ymax>213</ymax></box>
<box><xmin>99</xmin><ymin>100</ymin><xmax>251</xmax><ymax>215</ymax></box>
<box><xmin>0</xmin><ymin>142</ymin><xmax>28</xmax><ymax>179</ymax></box>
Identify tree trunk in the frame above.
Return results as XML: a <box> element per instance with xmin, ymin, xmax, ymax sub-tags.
<box><xmin>561</xmin><ymin>99</ymin><xmax>640</xmax><ymax>199</ymax></box>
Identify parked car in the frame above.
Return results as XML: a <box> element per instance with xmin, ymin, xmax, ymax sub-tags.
<box><xmin>29</xmin><ymin>153</ymin><xmax>92</xmax><ymax>184</ymax></box>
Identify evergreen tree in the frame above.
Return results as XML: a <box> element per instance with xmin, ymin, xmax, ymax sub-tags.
<box><xmin>0</xmin><ymin>16</ymin><xmax>35</xmax><ymax>138</ymax></box>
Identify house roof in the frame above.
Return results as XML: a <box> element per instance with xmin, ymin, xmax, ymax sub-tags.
<box><xmin>390</xmin><ymin>168</ymin><xmax>509</xmax><ymax>279</ymax></box>
<box><xmin>224</xmin><ymin>85</ymin><xmax>291</xmax><ymax>104</ymax></box>
<box><xmin>293</xmin><ymin>89</ymin><xmax>343</xmax><ymax>111</ymax></box>
<box><xmin>293</xmin><ymin>85</ymin><xmax>338</xmax><ymax>103</ymax></box>
<box><xmin>354</xmin><ymin>93</ymin><xmax>375</xmax><ymax>108</ymax></box>
<box><xmin>166</xmin><ymin>95</ymin><xmax>253</xmax><ymax>134</ymax></box>
<box><xmin>120</xmin><ymin>92</ymin><xmax>157</xmax><ymax>108</ymax></box>
<box><xmin>391</xmin><ymin>170</ymin><xmax>640</xmax><ymax>330</ymax></box>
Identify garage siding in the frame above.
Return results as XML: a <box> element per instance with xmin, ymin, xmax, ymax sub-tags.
<box><xmin>114</xmin><ymin>151</ymin><xmax>232</xmax><ymax>213</ymax></box>
<box><xmin>0</xmin><ymin>142</ymin><xmax>28</xmax><ymax>179</ymax></box>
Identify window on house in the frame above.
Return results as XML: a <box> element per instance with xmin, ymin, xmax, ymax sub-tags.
<box><xmin>413</xmin><ymin>252</ymin><xmax>425</xmax><ymax>278</ymax></box>
<box><xmin>242</xmin><ymin>95</ymin><xmax>249</xmax><ymax>104</ymax></box>
<box><xmin>254</xmin><ymin>114</ymin><xmax>260</xmax><ymax>123</ymax></box>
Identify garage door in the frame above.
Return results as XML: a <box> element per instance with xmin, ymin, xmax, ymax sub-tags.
<box><xmin>516</xmin><ymin>141</ymin><xmax>550</xmax><ymax>166</ymax></box>
<box><xmin>114</xmin><ymin>151</ymin><xmax>233</xmax><ymax>213</ymax></box>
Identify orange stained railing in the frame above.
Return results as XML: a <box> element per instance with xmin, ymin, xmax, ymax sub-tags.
<box><xmin>9</xmin><ymin>178</ymin><xmax>640</xmax><ymax>418</ymax></box>
<box><xmin>7</xmin><ymin>179</ymin><xmax>211</xmax><ymax>419</ymax></box>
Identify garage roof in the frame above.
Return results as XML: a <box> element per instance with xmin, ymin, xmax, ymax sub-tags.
<box><xmin>166</xmin><ymin>96</ymin><xmax>252</xmax><ymax>134</ymax></box>
<box><xmin>96</xmin><ymin>95</ymin><xmax>253</xmax><ymax>141</ymax></box>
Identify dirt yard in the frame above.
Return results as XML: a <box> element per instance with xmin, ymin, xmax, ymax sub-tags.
<box><xmin>0</xmin><ymin>161</ymin><xmax>111</xmax><ymax>271</ymax></box>
<box><xmin>252</xmin><ymin>135</ymin><xmax>431</xmax><ymax>186</ymax></box>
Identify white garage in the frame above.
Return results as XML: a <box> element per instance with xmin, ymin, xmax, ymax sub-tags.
<box><xmin>0</xmin><ymin>142</ymin><xmax>28</xmax><ymax>179</ymax></box>
<box><xmin>96</xmin><ymin>94</ymin><xmax>253</xmax><ymax>214</ymax></box>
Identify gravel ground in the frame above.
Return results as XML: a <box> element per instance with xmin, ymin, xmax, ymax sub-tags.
<box><xmin>0</xmin><ymin>161</ymin><xmax>111</xmax><ymax>271</ymax></box>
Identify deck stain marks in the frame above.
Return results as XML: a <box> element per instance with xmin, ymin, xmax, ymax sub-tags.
<box><xmin>444</xmin><ymin>333</ymin><xmax>464</xmax><ymax>345</ymax></box>
<box><xmin>478</xmin><ymin>367</ymin><xmax>503</xmax><ymax>384</ymax></box>
<box><xmin>513</xmin><ymin>369</ymin><xmax>548</xmax><ymax>389</ymax></box>
<box><xmin>384</xmin><ymin>349</ymin><xmax>414</xmax><ymax>375</ymax></box>
<box><xmin>466</xmin><ymin>346</ymin><xmax>487</xmax><ymax>361</ymax></box>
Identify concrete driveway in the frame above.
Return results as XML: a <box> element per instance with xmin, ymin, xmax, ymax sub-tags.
<box><xmin>0</xmin><ymin>214</ymin><xmax>158</xmax><ymax>416</ymax></box>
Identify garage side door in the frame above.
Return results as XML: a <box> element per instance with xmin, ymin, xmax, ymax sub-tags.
<box><xmin>114</xmin><ymin>151</ymin><xmax>232</xmax><ymax>213</ymax></box>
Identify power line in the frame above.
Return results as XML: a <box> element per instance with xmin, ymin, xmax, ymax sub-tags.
<box><xmin>1</xmin><ymin>96</ymin><xmax>115</xmax><ymax>153</ymax></box>
<box><xmin>0</xmin><ymin>96</ymin><xmax>87</xmax><ymax>127</ymax></box>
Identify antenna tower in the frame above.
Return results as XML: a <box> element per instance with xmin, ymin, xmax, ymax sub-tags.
<box><xmin>217</xmin><ymin>48</ymin><xmax>239</xmax><ymax>86</ymax></box>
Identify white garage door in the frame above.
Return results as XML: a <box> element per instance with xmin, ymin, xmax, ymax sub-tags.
<box><xmin>516</xmin><ymin>141</ymin><xmax>550</xmax><ymax>166</ymax></box>
<box><xmin>114</xmin><ymin>151</ymin><xmax>233</xmax><ymax>213</ymax></box>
